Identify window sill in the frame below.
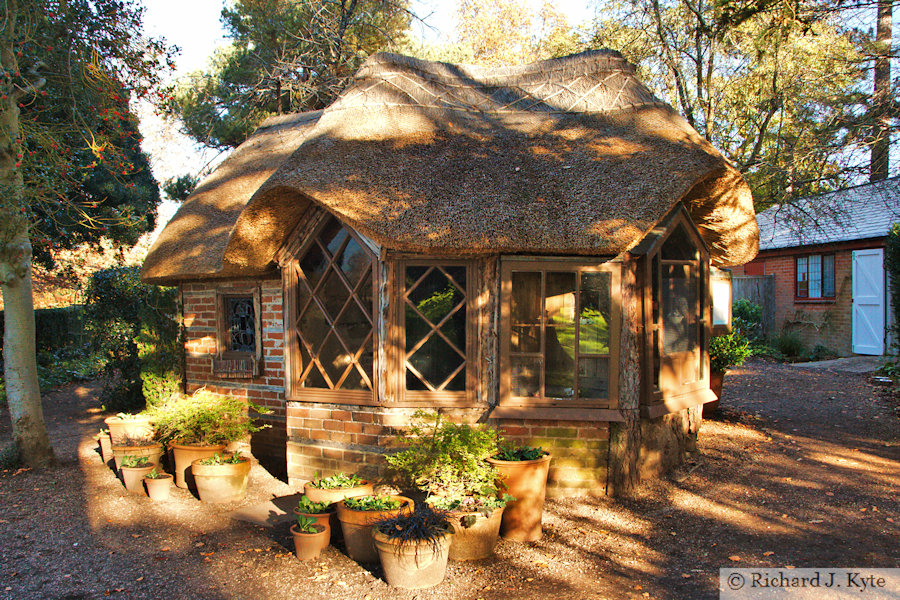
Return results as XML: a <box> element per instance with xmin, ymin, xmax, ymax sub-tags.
<box><xmin>793</xmin><ymin>298</ymin><xmax>836</xmax><ymax>305</ymax></box>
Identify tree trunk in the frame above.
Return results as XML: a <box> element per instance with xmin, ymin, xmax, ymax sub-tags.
<box><xmin>870</xmin><ymin>0</ymin><xmax>892</xmax><ymax>182</ymax></box>
<box><xmin>1</xmin><ymin>237</ymin><xmax>56</xmax><ymax>468</ymax></box>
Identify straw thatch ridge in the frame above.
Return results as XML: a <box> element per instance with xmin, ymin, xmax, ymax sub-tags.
<box><xmin>141</xmin><ymin>110</ymin><xmax>322</xmax><ymax>284</ymax></box>
<box><xmin>224</xmin><ymin>50</ymin><xmax>756</xmax><ymax>269</ymax></box>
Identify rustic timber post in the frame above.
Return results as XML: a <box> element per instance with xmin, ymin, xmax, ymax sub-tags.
<box><xmin>607</xmin><ymin>254</ymin><xmax>641</xmax><ymax>496</ymax></box>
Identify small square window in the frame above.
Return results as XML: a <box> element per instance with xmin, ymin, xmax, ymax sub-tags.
<box><xmin>215</xmin><ymin>288</ymin><xmax>261</xmax><ymax>377</ymax></box>
<box><xmin>796</xmin><ymin>254</ymin><xmax>835</xmax><ymax>299</ymax></box>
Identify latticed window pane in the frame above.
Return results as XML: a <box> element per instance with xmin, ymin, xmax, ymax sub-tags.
<box><xmin>404</xmin><ymin>265</ymin><xmax>467</xmax><ymax>392</ymax></box>
<box><xmin>294</xmin><ymin>218</ymin><xmax>374</xmax><ymax>391</ymax></box>
<box><xmin>227</xmin><ymin>297</ymin><xmax>255</xmax><ymax>352</ymax></box>
<box><xmin>796</xmin><ymin>257</ymin><xmax>809</xmax><ymax>297</ymax></box>
<box><xmin>808</xmin><ymin>255</ymin><xmax>822</xmax><ymax>298</ymax></box>
<box><xmin>823</xmin><ymin>255</ymin><xmax>836</xmax><ymax>297</ymax></box>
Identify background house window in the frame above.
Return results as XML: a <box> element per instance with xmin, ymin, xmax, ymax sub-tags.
<box><xmin>501</xmin><ymin>261</ymin><xmax>618</xmax><ymax>406</ymax></box>
<box><xmin>227</xmin><ymin>297</ymin><xmax>256</xmax><ymax>352</ymax></box>
<box><xmin>215</xmin><ymin>288</ymin><xmax>262</xmax><ymax>377</ymax></box>
<box><xmin>796</xmin><ymin>254</ymin><xmax>835</xmax><ymax>299</ymax></box>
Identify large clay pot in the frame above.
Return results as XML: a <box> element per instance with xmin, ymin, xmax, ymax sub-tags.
<box><xmin>121</xmin><ymin>462</ymin><xmax>156</xmax><ymax>494</ymax></box>
<box><xmin>336</xmin><ymin>496</ymin><xmax>413</xmax><ymax>564</ymax></box>
<box><xmin>487</xmin><ymin>453</ymin><xmax>552</xmax><ymax>542</ymax></box>
<box><xmin>704</xmin><ymin>371</ymin><xmax>725</xmax><ymax>416</ymax></box>
<box><xmin>104</xmin><ymin>415</ymin><xmax>154</xmax><ymax>445</ymax></box>
<box><xmin>446</xmin><ymin>507</ymin><xmax>504</xmax><ymax>561</ymax></box>
<box><xmin>144</xmin><ymin>473</ymin><xmax>174</xmax><ymax>501</ymax></box>
<box><xmin>290</xmin><ymin>523</ymin><xmax>329</xmax><ymax>561</ymax></box>
<box><xmin>373</xmin><ymin>527</ymin><xmax>452</xmax><ymax>589</ymax></box>
<box><xmin>111</xmin><ymin>442</ymin><xmax>164</xmax><ymax>472</ymax></box>
<box><xmin>304</xmin><ymin>479</ymin><xmax>373</xmax><ymax>542</ymax></box>
<box><xmin>191</xmin><ymin>456</ymin><xmax>251</xmax><ymax>503</ymax></box>
<box><xmin>169</xmin><ymin>441</ymin><xmax>226</xmax><ymax>489</ymax></box>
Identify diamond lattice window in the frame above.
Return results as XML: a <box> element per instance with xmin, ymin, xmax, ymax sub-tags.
<box><xmin>293</xmin><ymin>219</ymin><xmax>374</xmax><ymax>391</ymax></box>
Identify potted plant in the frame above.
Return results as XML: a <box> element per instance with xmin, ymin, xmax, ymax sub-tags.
<box><xmin>143</xmin><ymin>467</ymin><xmax>174</xmax><ymax>501</ymax></box>
<box><xmin>373</xmin><ymin>504</ymin><xmax>453</xmax><ymax>589</ymax></box>
<box><xmin>290</xmin><ymin>515</ymin><xmax>329</xmax><ymax>561</ymax></box>
<box><xmin>486</xmin><ymin>445</ymin><xmax>552</xmax><ymax>542</ymax></box>
<box><xmin>110</xmin><ymin>436</ymin><xmax>164</xmax><ymax>472</ymax></box>
<box><xmin>120</xmin><ymin>455</ymin><xmax>156</xmax><ymax>494</ymax></box>
<box><xmin>335</xmin><ymin>495</ymin><xmax>413</xmax><ymax>564</ymax></box>
<box><xmin>293</xmin><ymin>495</ymin><xmax>336</xmax><ymax>542</ymax></box>
<box><xmin>304</xmin><ymin>472</ymin><xmax>374</xmax><ymax>504</ymax></box>
<box><xmin>104</xmin><ymin>412</ymin><xmax>154</xmax><ymax>445</ymax></box>
<box><xmin>95</xmin><ymin>429</ymin><xmax>113</xmax><ymax>466</ymax></box>
<box><xmin>386</xmin><ymin>410</ymin><xmax>507</xmax><ymax>560</ymax></box>
<box><xmin>706</xmin><ymin>331</ymin><xmax>752</xmax><ymax>415</ymax></box>
<box><xmin>150</xmin><ymin>389</ymin><xmax>270</xmax><ymax>489</ymax></box>
<box><xmin>190</xmin><ymin>452</ymin><xmax>251</xmax><ymax>503</ymax></box>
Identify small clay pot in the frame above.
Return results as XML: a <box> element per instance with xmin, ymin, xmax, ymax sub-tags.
<box><xmin>112</xmin><ymin>442</ymin><xmax>163</xmax><ymax>472</ymax></box>
<box><xmin>304</xmin><ymin>479</ymin><xmax>373</xmax><ymax>543</ymax></box>
<box><xmin>144</xmin><ymin>473</ymin><xmax>174</xmax><ymax>501</ymax></box>
<box><xmin>96</xmin><ymin>432</ymin><xmax>113</xmax><ymax>467</ymax></box>
<box><xmin>169</xmin><ymin>441</ymin><xmax>226</xmax><ymax>489</ymax></box>
<box><xmin>290</xmin><ymin>523</ymin><xmax>329</xmax><ymax>560</ymax></box>
<box><xmin>121</xmin><ymin>462</ymin><xmax>156</xmax><ymax>494</ymax></box>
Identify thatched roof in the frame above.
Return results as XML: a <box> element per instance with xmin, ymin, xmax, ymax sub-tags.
<box><xmin>141</xmin><ymin>111</ymin><xmax>322</xmax><ymax>283</ymax></box>
<box><xmin>143</xmin><ymin>50</ymin><xmax>757</xmax><ymax>284</ymax></box>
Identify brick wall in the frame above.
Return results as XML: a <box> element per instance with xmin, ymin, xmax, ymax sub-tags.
<box><xmin>181</xmin><ymin>279</ymin><xmax>287</xmax><ymax>475</ymax></box>
<box><xmin>734</xmin><ymin>246</ymin><xmax>863</xmax><ymax>356</ymax></box>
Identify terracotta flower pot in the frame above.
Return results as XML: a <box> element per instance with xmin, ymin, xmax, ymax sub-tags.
<box><xmin>169</xmin><ymin>441</ymin><xmax>226</xmax><ymax>489</ymax></box>
<box><xmin>703</xmin><ymin>370</ymin><xmax>725</xmax><ymax>416</ymax></box>
<box><xmin>96</xmin><ymin>432</ymin><xmax>113</xmax><ymax>467</ymax></box>
<box><xmin>373</xmin><ymin>527</ymin><xmax>452</xmax><ymax>589</ymax></box>
<box><xmin>191</xmin><ymin>456</ymin><xmax>251</xmax><ymax>503</ymax></box>
<box><xmin>336</xmin><ymin>496</ymin><xmax>413</xmax><ymax>564</ymax></box>
<box><xmin>290</xmin><ymin>523</ymin><xmax>329</xmax><ymax>560</ymax></box>
<box><xmin>304</xmin><ymin>479</ymin><xmax>373</xmax><ymax>542</ymax></box>
<box><xmin>445</xmin><ymin>507</ymin><xmax>504</xmax><ymax>561</ymax></box>
<box><xmin>121</xmin><ymin>462</ymin><xmax>156</xmax><ymax>494</ymax></box>
<box><xmin>104</xmin><ymin>415</ymin><xmax>154</xmax><ymax>445</ymax></box>
<box><xmin>293</xmin><ymin>505</ymin><xmax>335</xmax><ymax>542</ymax></box>
<box><xmin>111</xmin><ymin>442</ymin><xmax>164</xmax><ymax>472</ymax></box>
<box><xmin>144</xmin><ymin>473</ymin><xmax>174</xmax><ymax>501</ymax></box>
<box><xmin>487</xmin><ymin>453</ymin><xmax>552</xmax><ymax>541</ymax></box>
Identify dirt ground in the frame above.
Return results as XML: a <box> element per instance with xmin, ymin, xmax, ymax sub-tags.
<box><xmin>1</xmin><ymin>358</ymin><xmax>898</xmax><ymax>600</ymax></box>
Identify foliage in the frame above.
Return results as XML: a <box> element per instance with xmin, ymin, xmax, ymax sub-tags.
<box><xmin>150</xmin><ymin>389</ymin><xmax>271</xmax><ymax>446</ymax></box>
<box><xmin>84</xmin><ymin>266</ymin><xmax>182</xmax><ymax>412</ymax></box>
<box><xmin>198</xmin><ymin>452</ymin><xmax>244</xmax><ymax>466</ymax></box>
<box><xmin>886</xmin><ymin>223</ymin><xmax>900</xmax><ymax>339</ymax></box>
<box><xmin>587</xmin><ymin>0</ymin><xmax>886</xmax><ymax>206</ymax></box>
<box><xmin>709</xmin><ymin>332</ymin><xmax>752</xmax><ymax>373</ymax></box>
<box><xmin>295</xmin><ymin>514</ymin><xmax>321</xmax><ymax>533</ymax></box>
<box><xmin>168</xmin><ymin>0</ymin><xmax>411</xmax><ymax>149</ymax></box>
<box><xmin>427</xmin><ymin>493</ymin><xmax>511</xmax><ymax>521</ymax></box>
<box><xmin>162</xmin><ymin>174</ymin><xmax>199</xmax><ymax>202</ymax></box>
<box><xmin>804</xmin><ymin>344</ymin><xmax>838</xmax><ymax>361</ymax></box>
<box><xmin>0</xmin><ymin>443</ymin><xmax>21</xmax><ymax>470</ymax></box>
<box><xmin>385</xmin><ymin>410</ymin><xmax>500</xmax><ymax>499</ymax></box>
<box><xmin>343</xmin><ymin>495</ymin><xmax>403</xmax><ymax>511</ymax></box>
<box><xmin>373</xmin><ymin>503</ymin><xmax>451</xmax><ymax>553</ymax></box>
<box><xmin>144</xmin><ymin>467</ymin><xmax>166</xmax><ymax>479</ymax></box>
<box><xmin>120</xmin><ymin>455</ymin><xmax>151</xmax><ymax>468</ymax></box>
<box><xmin>494</xmin><ymin>445</ymin><xmax>545</xmax><ymax>461</ymax></box>
<box><xmin>296</xmin><ymin>496</ymin><xmax>332</xmax><ymax>514</ymax></box>
<box><xmin>732</xmin><ymin>299</ymin><xmax>764</xmax><ymax>340</ymax></box>
<box><xmin>772</xmin><ymin>330</ymin><xmax>807</xmax><ymax>358</ymax></box>
<box><xmin>308</xmin><ymin>471</ymin><xmax>364</xmax><ymax>489</ymax></box>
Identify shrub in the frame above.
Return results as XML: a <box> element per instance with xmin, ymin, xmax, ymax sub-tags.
<box><xmin>773</xmin><ymin>330</ymin><xmax>806</xmax><ymax>358</ymax></box>
<box><xmin>732</xmin><ymin>299</ymin><xmax>763</xmax><ymax>340</ymax></box>
<box><xmin>386</xmin><ymin>410</ymin><xmax>499</xmax><ymax>501</ymax></box>
<box><xmin>709</xmin><ymin>332</ymin><xmax>752</xmax><ymax>373</ymax></box>
<box><xmin>149</xmin><ymin>389</ymin><xmax>270</xmax><ymax>446</ymax></box>
<box><xmin>805</xmin><ymin>344</ymin><xmax>838</xmax><ymax>361</ymax></box>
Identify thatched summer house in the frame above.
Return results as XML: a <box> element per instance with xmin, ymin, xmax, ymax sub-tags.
<box><xmin>141</xmin><ymin>50</ymin><xmax>758</xmax><ymax>495</ymax></box>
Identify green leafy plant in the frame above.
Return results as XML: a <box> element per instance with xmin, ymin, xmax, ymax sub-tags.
<box><xmin>121</xmin><ymin>455</ymin><xmax>151</xmax><ymax>468</ymax></box>
<box><xmin>308</xmin><ymin>472</ymin><xmax>364</xmax><ymax>489</ymax></box>
<box><xmin>343</xmin><ymin>495</ymin><xmax>403</xmax><ymax>511</ymax></box>
<box><xmin>494</xmin><ymin>445</ymin><xmax>545</xmax><ymax>461</ymax></box>
<box><xmin>709</xmin><ymin>332</ymin><xmax>752</xmax><ymax>373</ymax></box>
<box><xmin>144</xmin><ymin>467</ymin><xmax>166</xmax><ymax>479</ymax></box>
<box><xmin>772</xmin><ymin>330</ymin><xmax>806</xmax><ymax>359</ymax></box>
<box><xmin>374</xmin><ymin>503</ymin><xmax>451</xmax><ymax>553</ymax></box>
<box><xmin>386</xmin><ymin>410</ymin><xmax>500</xmax><ymax>500</ymax></box>
<box><xmin>296</xmin><ymin>496</ymin><xmax>332</xmax><ymax>514</ymax></box>
<box><xmin>732</xmin><ymin>299</ymin><xmax>764</xmax><ymax>340</ymax></box>
<box><xmin>427</xmin><ymin>493</ymin><xmax>513</xmax><ymax>523</ymax></box>
<box><xmin>295</xmin><ymin>514</ymin><xmax>320</xmax><ymax>534</ymax></box>
<box><xmin>198</xmin><ymin>452</ymin><xmax>244</xmax><ymax>466</ymax></box>
<box><xmin>150</xmin><ymin>389</ymin><xmax>270</xmax><ymax>446</ymax></box>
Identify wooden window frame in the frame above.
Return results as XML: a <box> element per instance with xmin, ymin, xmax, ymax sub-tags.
<box><xmin>498</xmin><ymin>257</ymin><xmax>621</xmax><ymax>410</ymax></box>
<box><xmin>283</xmin><ymin>214</ymin><xmax>379</xmax><ymax>405</ymax></box>
<box><xmin>394</xmin><ymin>259</ymin><xmax>477</xmax><ymax>406</ymax></box>
<box><xmin>214</xmin><ymin>286</ymin><xmax>262</xmax><ymax>378</ymax></box>
<box><xmin>795</xmin><ymin>253</ymin><xmax>836</xmax><ymax>301</ymax></box>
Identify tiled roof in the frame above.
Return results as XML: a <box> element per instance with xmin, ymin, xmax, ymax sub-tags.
<box><xmin>756</xmin><ymin>176</ymin><xmax>900</xmax><ymax>251</ymax></box>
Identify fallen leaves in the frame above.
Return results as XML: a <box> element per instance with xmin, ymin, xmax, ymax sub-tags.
<box><xmin>729</xmin><ymin>556</ymin><xmax>742</xmax><ymax>562</ymax></box>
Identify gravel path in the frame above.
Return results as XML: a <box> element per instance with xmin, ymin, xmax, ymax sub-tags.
<box><xmin>0</xmin><ymin>359</ymin><xmax>897</xmax><ymax>600</ymax></box>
